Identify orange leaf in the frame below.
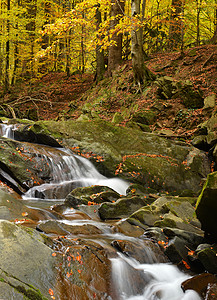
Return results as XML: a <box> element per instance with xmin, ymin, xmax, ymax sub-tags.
<box><xmin>49</xmin><ymin>288</ymin><xmax>54</xmax><ymax>296</ymax></box>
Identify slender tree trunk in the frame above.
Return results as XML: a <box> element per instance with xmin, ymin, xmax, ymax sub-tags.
<box><xmin>131</xmin><ymin>0</ymin><xmax>154</xmax><ymax>90</ymax></box>
<box><xmin>4</xmin><ymin>0</ymin><xmax>10</xmax><ymax>92</ymax></box>
<box><xmin>196</xmin><ymin>0</ymin><xmax>202</xmax><ymax>46</ymax></box>
<box><xmin>108</xmin><ymin>0</ymin><xmax>125</xmax><ymax>76</ymax></box>
<box><xmin>168</xmin><ymin>0</ymin><xmax>183</xmax><ymax>50</ymax></box>
<box><xmin>95</xmin><ymin>4</ymin><xmax>105</xmax><ymax>82</ymax></box>
<box><xmin>210</xmin><ymin>3</ymin><xmax>217</xmax><ymax>44</ymax></box>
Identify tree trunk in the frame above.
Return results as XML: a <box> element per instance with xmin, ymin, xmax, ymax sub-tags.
<box><xmin>131</xmin><ymin>0</ymin><xmax>154</xmax><ymax>90</ymax></box>
<box><xmin>210</xmin><ymin>4</ymin><xmax>217</xmax><ymax>44</ymax></box>
<box><xmin>4</xmin><ymin>0</ymin><xmax>10</xmax><ymax>92</ymax></box>
<box><xmin>95</xmin><ymin>5</ymin><xmax>105</xmax><ymax>82</ymax></box>
<box><xmin>108</xmin><ymin>0</ymin><xmax>125</xmax><ymax>76</ymax></box>
<box><xmin>168</xmin><ymin>0</ymin><xmax>183</xmax><ymax>50</ymax></box>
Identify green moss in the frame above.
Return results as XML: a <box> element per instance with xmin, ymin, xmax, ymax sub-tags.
<box><xmin>16</xmin><ymin>285</ymin><xmax>48</xmax><ymax>300</ymax></box>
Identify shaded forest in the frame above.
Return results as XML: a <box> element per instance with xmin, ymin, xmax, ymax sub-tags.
<box><xmin>0</xmin><ymin>0</ymin><xmax>217</xmax><ymax>91</ymax></box>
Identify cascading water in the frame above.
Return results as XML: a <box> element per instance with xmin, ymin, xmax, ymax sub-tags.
<box><xmin>111</xmin><ymin>254</ymin><xmax>201</xmax><ymax>300</ymax></box>
<box><xmin>23</xmin><ymin>147</ymin><xmax>129</xmax><ymax>199</ymax></box>
<box><xmin>0</xmin><ymin>123</ymin><xmax>202</xmax><ymax>300</ymax></box>
<box><xmin>0</xmin><ymin>122</ymin><xmax>19</xmax><ymax>139</ymax></box>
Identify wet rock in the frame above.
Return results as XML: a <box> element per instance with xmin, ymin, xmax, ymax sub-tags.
<box><xmin>37</xmin><ymin>119</ymin><xmax>211</xmax><ymax>194</ymax></box>
<box><xmin>0</xmin><ymin>220</ymin><xmax>58</xmax><ymax>299</ymax></box>
<box><xmin>196</xmin><ymin>244</ymin><xmax>217</xmax><ymax>274</ymax></box>
<box><xmin>111</xmin><ymin>239</ymin><xmax>168</xmax><ymax>264</ymax></box>
<box><xmin>205</xmin><ymin>283</ymin><xmax>217</xmax><ymax>299</ymax></box>
<box><xmin>195</xmin><ymin>171</ymin><xmax>217</xmax><ymax>237</ymax></box>
<box><xmin>128</xmin><ymin>206</ymin><xmax>159</xmax><ymax>228</ymax></box>
<box><xmin>113</xmin><ymin>219</ymin><xmax>145</xmax><ymax>237</ymax></box>
<box><xmin>98</xmin><ymin>196</ymin><xmax>147</xmax><ymax>220</ymax></box>
<box><xmin>65</xmin><ymin>185</ymin><xmax>120</xmax><ymax>208</ymax></box>
<box><xmin>163</xmin><ymin>227</ymin><xmax>204</xmax><ymax>248</ymax></box>
<box><xmin>14</xmin><ymin>123</ymin><xmax>62</xmax><ymax>147</ymax></box>
<box><xmin>164</xmin><ymin>236</ymin><xmax>189</xmax><ymax>263</ymax></box>
<box><xmin>182</xmin><ymin>273</ymin><xmax>217</xmax><ymax>297</ymax></box>
<box><xmin>127</xmin><ymin>196</ymin><xmax>203</xmax><ymax>235</ymax></box>
<box><xmin>54</xmin><ymin>238</ymin><xmax>112</xmax><ymax>300</ymax></box>
<box><xmin>38</xmin><ymin>220</ymin><xmax>102</xmax><ymax>236</ymax></box>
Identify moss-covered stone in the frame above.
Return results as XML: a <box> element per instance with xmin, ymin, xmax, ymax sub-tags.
<box><xmin>65</xmin><ymin>185</ymin><xmax>120</xmax><ymax>208</ymax></box>
<box><xmin>0</xmin><ymin>220</ymin><xmax>58</xmax><ymax>299</ymax></box>
<box><xmin>195</xmin><ymin>171</ymin><xmax>217</xmax><ymax>236</ymax></box>
<box><xmin>197</xmin><ymin>244</ymin><xmax>217</xmax><ymax>274</ymax></box>
<box><xmin>98</xmin><ymin>196</ymin><xmax>147</xmax><ymax>220</ymax></box>
<box><xmin>131</xmin><ymin>109</ymin><xmax>157</xmax><ymax>125</ymax></box>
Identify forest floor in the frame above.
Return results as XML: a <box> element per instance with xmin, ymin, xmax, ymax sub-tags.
<box><xmin>1</xmin><ymin>44</ymin><xmax>217</xmax><ymax>137</ymax></box>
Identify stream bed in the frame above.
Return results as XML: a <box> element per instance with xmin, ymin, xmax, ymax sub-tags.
<box><xmin>0</xmin><ymin>122</ymin><xmax>202</xmax><ymax>299</ymax></box>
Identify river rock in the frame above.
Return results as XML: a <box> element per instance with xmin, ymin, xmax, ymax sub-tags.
<box><xmin>128</xmin><ymin>196</ymin><xmax>203</xmax><ymax>235</ymax></box>
<box><xmin>111</xmin><ymin>239</ymin><xmax>168</xmax><ymax>264</ymax></box>
<box><xmin>0</xmin><ymin>220</ymin><xmax>58</xmax><ymax>299</ymax></box>
<box><xmin>11</xmin><ymin>121</ymin><xmax>62</xmax><ymax>147</ymax></box>
<box><xmin>182</xmin><ymin>273</ymin><xmax>217</xmax><ymax>297</ymax></box>
<box><xmin>54</xmin><ymin>237</ymin><xmax>112</xmax><ymax>299</ymax></box>
<box><xmin>30</xmin><ymin>119</ymin><xmax>211</xmax><ymax>194</ymax></box>
<box><xmin>98</xmin><ymin>196</ymin><xmax>147</xmax><ymax>220</ymax></box>
<box><xmin>196</xmin><ymin>244</ymin><xmax>217</xmax><ymax>274</ymax></box>
<box><xmin>65</xmin><ymin>185</ymin><xmax>120</xmax><ymax>208</ymax></box>
<box><xmin>195</xmin><ymin>171</ymin><xmax>217</xmax><ymax>237</ymax></box>
<box><xmin>38</xmin><ymin>220</ymin><xmax>102</xmax><ymax>236</ymax></box>
<box><xmin>113</xmin><ymin>219</ymin><xmax>145</xmax><ymax>237</ymax></box>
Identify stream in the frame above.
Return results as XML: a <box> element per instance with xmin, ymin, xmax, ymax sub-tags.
<box><xmin>0</xmin><ymin>122</ymin><xmax>202</xmax><ymax>299</ymax></box>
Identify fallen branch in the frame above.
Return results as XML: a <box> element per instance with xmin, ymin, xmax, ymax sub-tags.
<box><xmin>201</xmin><ymin>53</ymin><xmax>214</xmax><ymax>70</ymax></box>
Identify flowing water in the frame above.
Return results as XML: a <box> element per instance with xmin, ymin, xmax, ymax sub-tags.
<box><xmin>0</xmin><ymin>123</ymin><xmax>202</xmax><ymax>300</ymax></box>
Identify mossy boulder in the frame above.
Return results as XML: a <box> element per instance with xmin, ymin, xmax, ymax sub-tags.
<box><xmin>131</xmin><ymin>109</ymin><xmax>157</xmax><ymax>125</ymax></box>
<box><xmin>128</xmin><ymin>196</ymin><xmax>203</xmax><ymax>234</ymax></box>
<box><xmin>196</xmin><ymin>244</ymin><xmax>217</xmax><ymax>274</ymax></box>
<box><xmin>195</xmin><ymin>171</ymin><xmax>217</xmax><ymax>237</ymax></box>
<box><xmin>98</xmin><ymin>196</ymin><xmax>147</xmax><ymax>220</ymax></box>
<box><xmin>0</xmin><ymin>220</ymin><xmax>58</xmax><ymax>299</ymax></box>
<box><xmin>65</xmin><ymin>185</ymin><xmax>120</xmax><ymax>208</ymax></box>
<box><xmin>33</xmin><ymin>119</ymin><xmax>211</xmax><ymax>194</ymax></box>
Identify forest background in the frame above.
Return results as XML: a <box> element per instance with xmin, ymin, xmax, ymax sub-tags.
<box><xmin>0</xmin><ymin>0</ymin><xmax>217</xmax><ymax>122</ymax></box>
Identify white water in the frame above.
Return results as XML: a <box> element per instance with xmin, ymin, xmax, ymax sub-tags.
<box><xmin>0</xmin><ymin>123</ymin><xmax>19</xmax><ymax>139</ymax></box>
<box><xmin>111</xmin><ymin>254</ymin><xmax>201</xmax><ymax>300</ymax></box>
<box><xmin>0</xmin><ymin>123</ymin><xmax>202</xmax><ymax>299</ymax></box>
<box><xmin>22</xmin><ymin>148</ymin><xmax>129</xmax><ymax>199</ymax></box>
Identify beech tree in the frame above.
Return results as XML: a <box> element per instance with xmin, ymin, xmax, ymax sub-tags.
<box><xmin>131</xmin><ymin>0</ymin><xmax>154</xmax><ymax>89</ymax></box>
<box><xmin>108</xmin><ymin>0</ymin><xmax>125</xmax><ymax>75</ymax></box>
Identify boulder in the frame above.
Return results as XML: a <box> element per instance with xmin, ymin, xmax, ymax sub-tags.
<box><xmin>182</xmin><ymin>273</ymin><xmax>217</xmax><ymax>298</ymax></box>
<box><xmin>203</xmin><ymin>94</ymin><xmax>216</xmax><ymax>110</ymax></box>
<box><xmin>111</xmin><ymin>239</ymin><xmax>168</xmax><ymax>264</ymax></box>
<box><xmin>0</xmin><ymin>220</ymin><xmax>58</xmax><ymax>299</ymax></box>
<box><xmin>195</xmin><ymin>172</ymin><xmax>217</xmax><ymax>236</ymax></box>
<box><xmin>196</xmin><ymin>244</ymin><xmax>217</xmax><ymax>274</ymax></box>
<box><xmin>37</xmin><ymin>220</ymin><xmax>102</xmax><ymax>236</ymax></box>
<box><xmin>65</xmin><ymin>185</ymin><xmax>120</xmax><ymax>208</ymax></box>
<box><xmin>98</xmin><ymin>196</ymin><xmax>147</xmax><ymax>220</ymax></box>
<box><xmin>31</xmin><ymin>119</ymin><xmax>211</xmax><ymax>194</ymax></box>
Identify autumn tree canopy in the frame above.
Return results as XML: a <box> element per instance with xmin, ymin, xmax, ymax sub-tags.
<box><xmin>0</xmin><ymin>0</ymin><xmax>217</xmax><ymax>90</ymax></box>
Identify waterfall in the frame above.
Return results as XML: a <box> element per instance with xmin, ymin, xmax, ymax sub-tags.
<box><xmin>111</xmin><ymin>254</ymin><xmax>202</xmax><ymax>300</ymax></box>
<box><xmin>0</xmin><ymin>123</ymin><xmax>18</xmax><ymax>139</ymax></box>
<box><xmin>22</xmin><ymin>147</ymin><xmax>129</xmax><ymax>199</ymax></box>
